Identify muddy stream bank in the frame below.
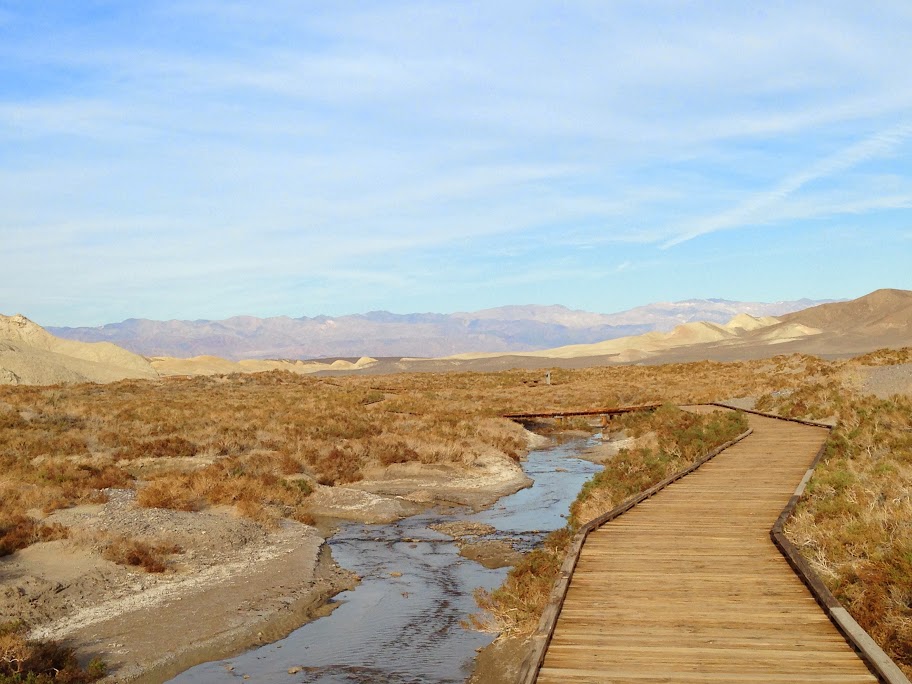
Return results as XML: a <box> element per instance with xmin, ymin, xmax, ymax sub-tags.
<box><xmin>169</xmin><ymin>437</ymin><xmax>602</xmax><ymax>684</ymax></box>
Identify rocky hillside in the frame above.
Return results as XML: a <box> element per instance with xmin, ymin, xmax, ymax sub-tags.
<box><xmin>0</xmin><ymin>314</ymin><xmax>159</xmax><ymax>385</ymax></box>
<box><xmin>782</xmin><ymin>289</ymin><xmax>912</xmax><ymax>342</ymax></box>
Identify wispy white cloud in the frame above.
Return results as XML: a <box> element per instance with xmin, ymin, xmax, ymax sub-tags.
<box><xmin>663</xmin><ymin>122</ymin><xmax>912</xmax><ymax>247</ymax></box>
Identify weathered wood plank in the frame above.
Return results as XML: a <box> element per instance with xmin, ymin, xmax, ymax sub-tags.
<box><xmin>529</xmin><ymin>412</ymin><xmax>891</xmax><ymax>683</ymax></box>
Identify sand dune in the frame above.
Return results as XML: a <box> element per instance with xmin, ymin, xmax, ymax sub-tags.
<box><xmin>0</xmin><ymin>314</ymin><xmax>159</xmax><ymax>385</ymax></box>
<box><xmin>150</xmin><ymin>354</ymin><xmax>378</xmax><ymax>377</ymax></box>
<box><xmin>441</xmin><ymin>314</ymin><xmax>789</xmax><ymax>362</ymax></box>
<box><xmin>724</xmin><ymin>313</ymin><xmax>779</xmax><ymax>332</ymax></box>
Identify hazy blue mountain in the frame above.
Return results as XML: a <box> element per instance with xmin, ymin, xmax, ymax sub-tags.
<box><xmin>48</xmin><ymin>298</ymin><xmax>834</xmax><ymax>360</ymax></box>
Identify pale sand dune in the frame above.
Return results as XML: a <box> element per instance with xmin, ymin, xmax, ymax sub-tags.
<box><xmin>724</xmin><ymin>313</ymin><xmax>780</xmax><ymax>332</ymax></box>
<box><xmin>151</xmin><ymin>355</ymin><xmax>245</xmax><ymax>376</ymax></box>
<box><xmin>0</xmin><ymin>314</ymin><xmax>158</xmax><ymax>385</ymax></box>
<box><xmin>151</xmin><ymin>354</ymin><xmax>378</xmax><ymax>377</ymax></box>
<box><xmin>756</xmin><ymin>322</ymin><xmax>823</xmax><ymax>344</ymax></box>
<box><xmin>442</xmin><ymin>315</ymin><xmax>783</xmax><ymax>361</ymax></box>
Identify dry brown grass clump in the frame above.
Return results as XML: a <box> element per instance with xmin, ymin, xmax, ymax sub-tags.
<box><xmin>101</xmin><ymin>537</ymin><xmax>183</xmax><ymax>573</ymax></box>
<box><xmin>0</xmin><ymin>620</ymin><xmax>105</xmax><ymax>683</ymax></box>
<box><xmin>0</xmin><ymin>516</ymin><xmax>68</xmax><ymax>557</ymax></box>
<box><xmin>135</xmin><ymin>453</ymin><xmax>316</xmax><ymax>526</ymax></box>
<box><xmin>850</xmin><ymin>347</ymin><xmax>912</xmax><ymax>367</ymax></box>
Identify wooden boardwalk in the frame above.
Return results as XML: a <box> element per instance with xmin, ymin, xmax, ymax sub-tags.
<box><xmin>537</xmin><ymin>411</ymin><xmax>878</xmax><ymax>683</ymax></box>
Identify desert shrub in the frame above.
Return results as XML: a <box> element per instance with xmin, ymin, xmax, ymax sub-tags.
<box><xmin>136</xmin><ymin>480</ymin><xmax>201</xmax><ymax>512</ymax></box>
<box><xmin>102</xmin><ymin>538</ymin><xmax>182</xmax><ymax>573</ymax></box>
<box><xmin>115</xmin><ymin>436</ymin><xmax>199</xmax><ymax>460</ymax></box>
<box><xmin>469</xmin><ymin>527</ymin><xmax>572</xmax><ymax>636</ymax></box>
<box><xmin>287</xmin><ymin>479</ymin><xmax>312</xmax><ymax>496</ymax></box>
<box><xmin>276</xmin><ymin>451</ymin><xmax>305</xmax><ymax>475</ymax></box>
<box><xmin>0</xmin><ymin>411</ymin><xmax>26</xmax><ymax>430</ymax></box>
<box><xmin>136</xmin><ymin>453</ymin><xmax>315</xmax><ymax>522</ymax></box>
<box><xmin>0</xmin><ymin>516</ymin><xmax>68</xmax><ymax>557</ymax></box>
<box><xmin>0</xmin><ymin>620</ymin><xmax>105</xmax><ymax>683</ymax></box>
<box><xmin>36</xmin><ymin>462</ymin><xmax>131</xmax><ymax>494</ymax></box>
<box><xmin>851</xmin><ymin>347</ymin><xmax>912</xmax><ymax>367</ymax></box>
<box><xmin>361</xmin><ymin>390</ymin><xmax>385</xmax><ymax>405</ymax></box>
<box><xmin>310</xmin><ymin>446</ymin><xmax>363</xmax><ymax>485</ymax></box>
<box><xmin>368</xmin><ymin>440</ymin><xmax>420</xmax><ymax>466</ymax></box>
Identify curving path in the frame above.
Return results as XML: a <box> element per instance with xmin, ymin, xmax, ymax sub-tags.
<box><xmin>536</xmin><ymin>410</ymin><xmax>878</xmax><ymax>683</ymax></box>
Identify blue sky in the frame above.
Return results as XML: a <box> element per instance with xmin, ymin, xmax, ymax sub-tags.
<box><xmin>2</xmin><ymin>1</ymin><xmax>911</xmax><ymax>326</ymax></box>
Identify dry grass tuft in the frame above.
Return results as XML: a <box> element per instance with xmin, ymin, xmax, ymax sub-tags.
<box><xmin>0</xmin><ymin>516</ymin><xmax>68</xmax><ymax>557</ymax></box>
<box><xmin>101</xmin><ymin>537</ymin><xmax>183</xmax><ymax>573</ymax></box>
<box><xmin>0</xmin><ymin>620</ymin><xmax>106</xmax><ymax>683</ymax></box>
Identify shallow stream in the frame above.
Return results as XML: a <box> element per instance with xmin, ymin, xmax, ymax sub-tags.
<box><xmin>170</xmin><ymin>437</ymin><xmax>601</xmax><ymax>684</ymax></box>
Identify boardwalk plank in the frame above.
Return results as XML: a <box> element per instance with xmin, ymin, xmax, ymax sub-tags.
<box><xmin>536</xmin><ymin>413</ymin><xmax>878</xmax><ymax>683</ymax></box>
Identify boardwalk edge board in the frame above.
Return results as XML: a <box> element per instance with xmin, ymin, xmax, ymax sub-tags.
<box><xmin>709</xmin><ymin>401</ymin><xmax>836</xmax><ymax>428</ymax></box>
<box><xmin>514</xmin><ymin>417</ymin><xmax>754</xmax><ymax>684</ymax></box>
<box><xmin>714</xmin><ymin>403</ymin><xmax>909</xmax><ymax>684</ymax></box>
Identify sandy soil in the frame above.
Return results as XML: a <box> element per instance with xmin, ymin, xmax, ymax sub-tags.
<box><xmin>853</xmin><ymin>362</ymin><xmax>912</xmax><ymax>398</ymax></box>
<box><xmin>429</xmin><ymin>521</ymin><xmax>522</xmax><ymax>569</ymax></box>
<box><xmin>470</xmin><ymin>635</ymin><xmax>531</xmax><ymax>684</ymax></box>
<box><xmin>1</xmin><ymin>489</ymin><xmax>356</xmax><ymax>683</ymax></box>
<box><xmin>150</xmin><ymin>355</ymin><xmax>377</xmax><ymax>378</ymax></box>
<box><xmin>458</xmin><ymin>540</ymin><xmax>522</xmax><ymax>569</ymax></box>
<box><xmin>305</xmin><ymin>436</ymin><xmax>538</xmax><ymax>524</ymax></box>
<box><xmin>352</xmin><ymin>450</ymin><xmax>533</xmax><ymax>510</ymax></box>
<box><xmin>305</xmin><ymin>484</ymin><xmax>427</xmax><ymax>523</ymax></box>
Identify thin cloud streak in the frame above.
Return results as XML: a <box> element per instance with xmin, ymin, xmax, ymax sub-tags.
<box><xmin>663</xmin><ymin>122</ymin><xmax>912</xmax><ymax>248</ymax></box>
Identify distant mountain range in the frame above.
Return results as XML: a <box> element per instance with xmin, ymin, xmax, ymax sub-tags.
<box><xmin>48</xmin><ymin>298</ymin><xmax>834</xmax><ymax>360</ymax></box>
<box><xmin>6</xmin><ymin>291</ymin><xmax>910</xmax><ymax>385</ymax></box>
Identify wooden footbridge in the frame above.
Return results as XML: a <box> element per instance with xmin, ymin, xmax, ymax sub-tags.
<box><xmin>515</xmin><ymin>406</ymin><xmax>909</xmax><ymax>684</ymax></box>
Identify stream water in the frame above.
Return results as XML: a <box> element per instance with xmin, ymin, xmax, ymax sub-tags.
<box><xmin>170</xmin><ymin>437</ymin><xmax>601</xmax><ymax>684</ymax></box>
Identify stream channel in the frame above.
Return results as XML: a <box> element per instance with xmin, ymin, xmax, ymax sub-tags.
<box><xmin>171</xmin><ymin>436</ymin><xmax>602</xmax><ymax>684</ymax></box>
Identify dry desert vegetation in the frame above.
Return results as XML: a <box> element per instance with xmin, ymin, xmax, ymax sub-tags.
<box><xmin>1</xmin><ymin>349</ymin><xmax>911</xmax><ymax>679</ymax></box>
